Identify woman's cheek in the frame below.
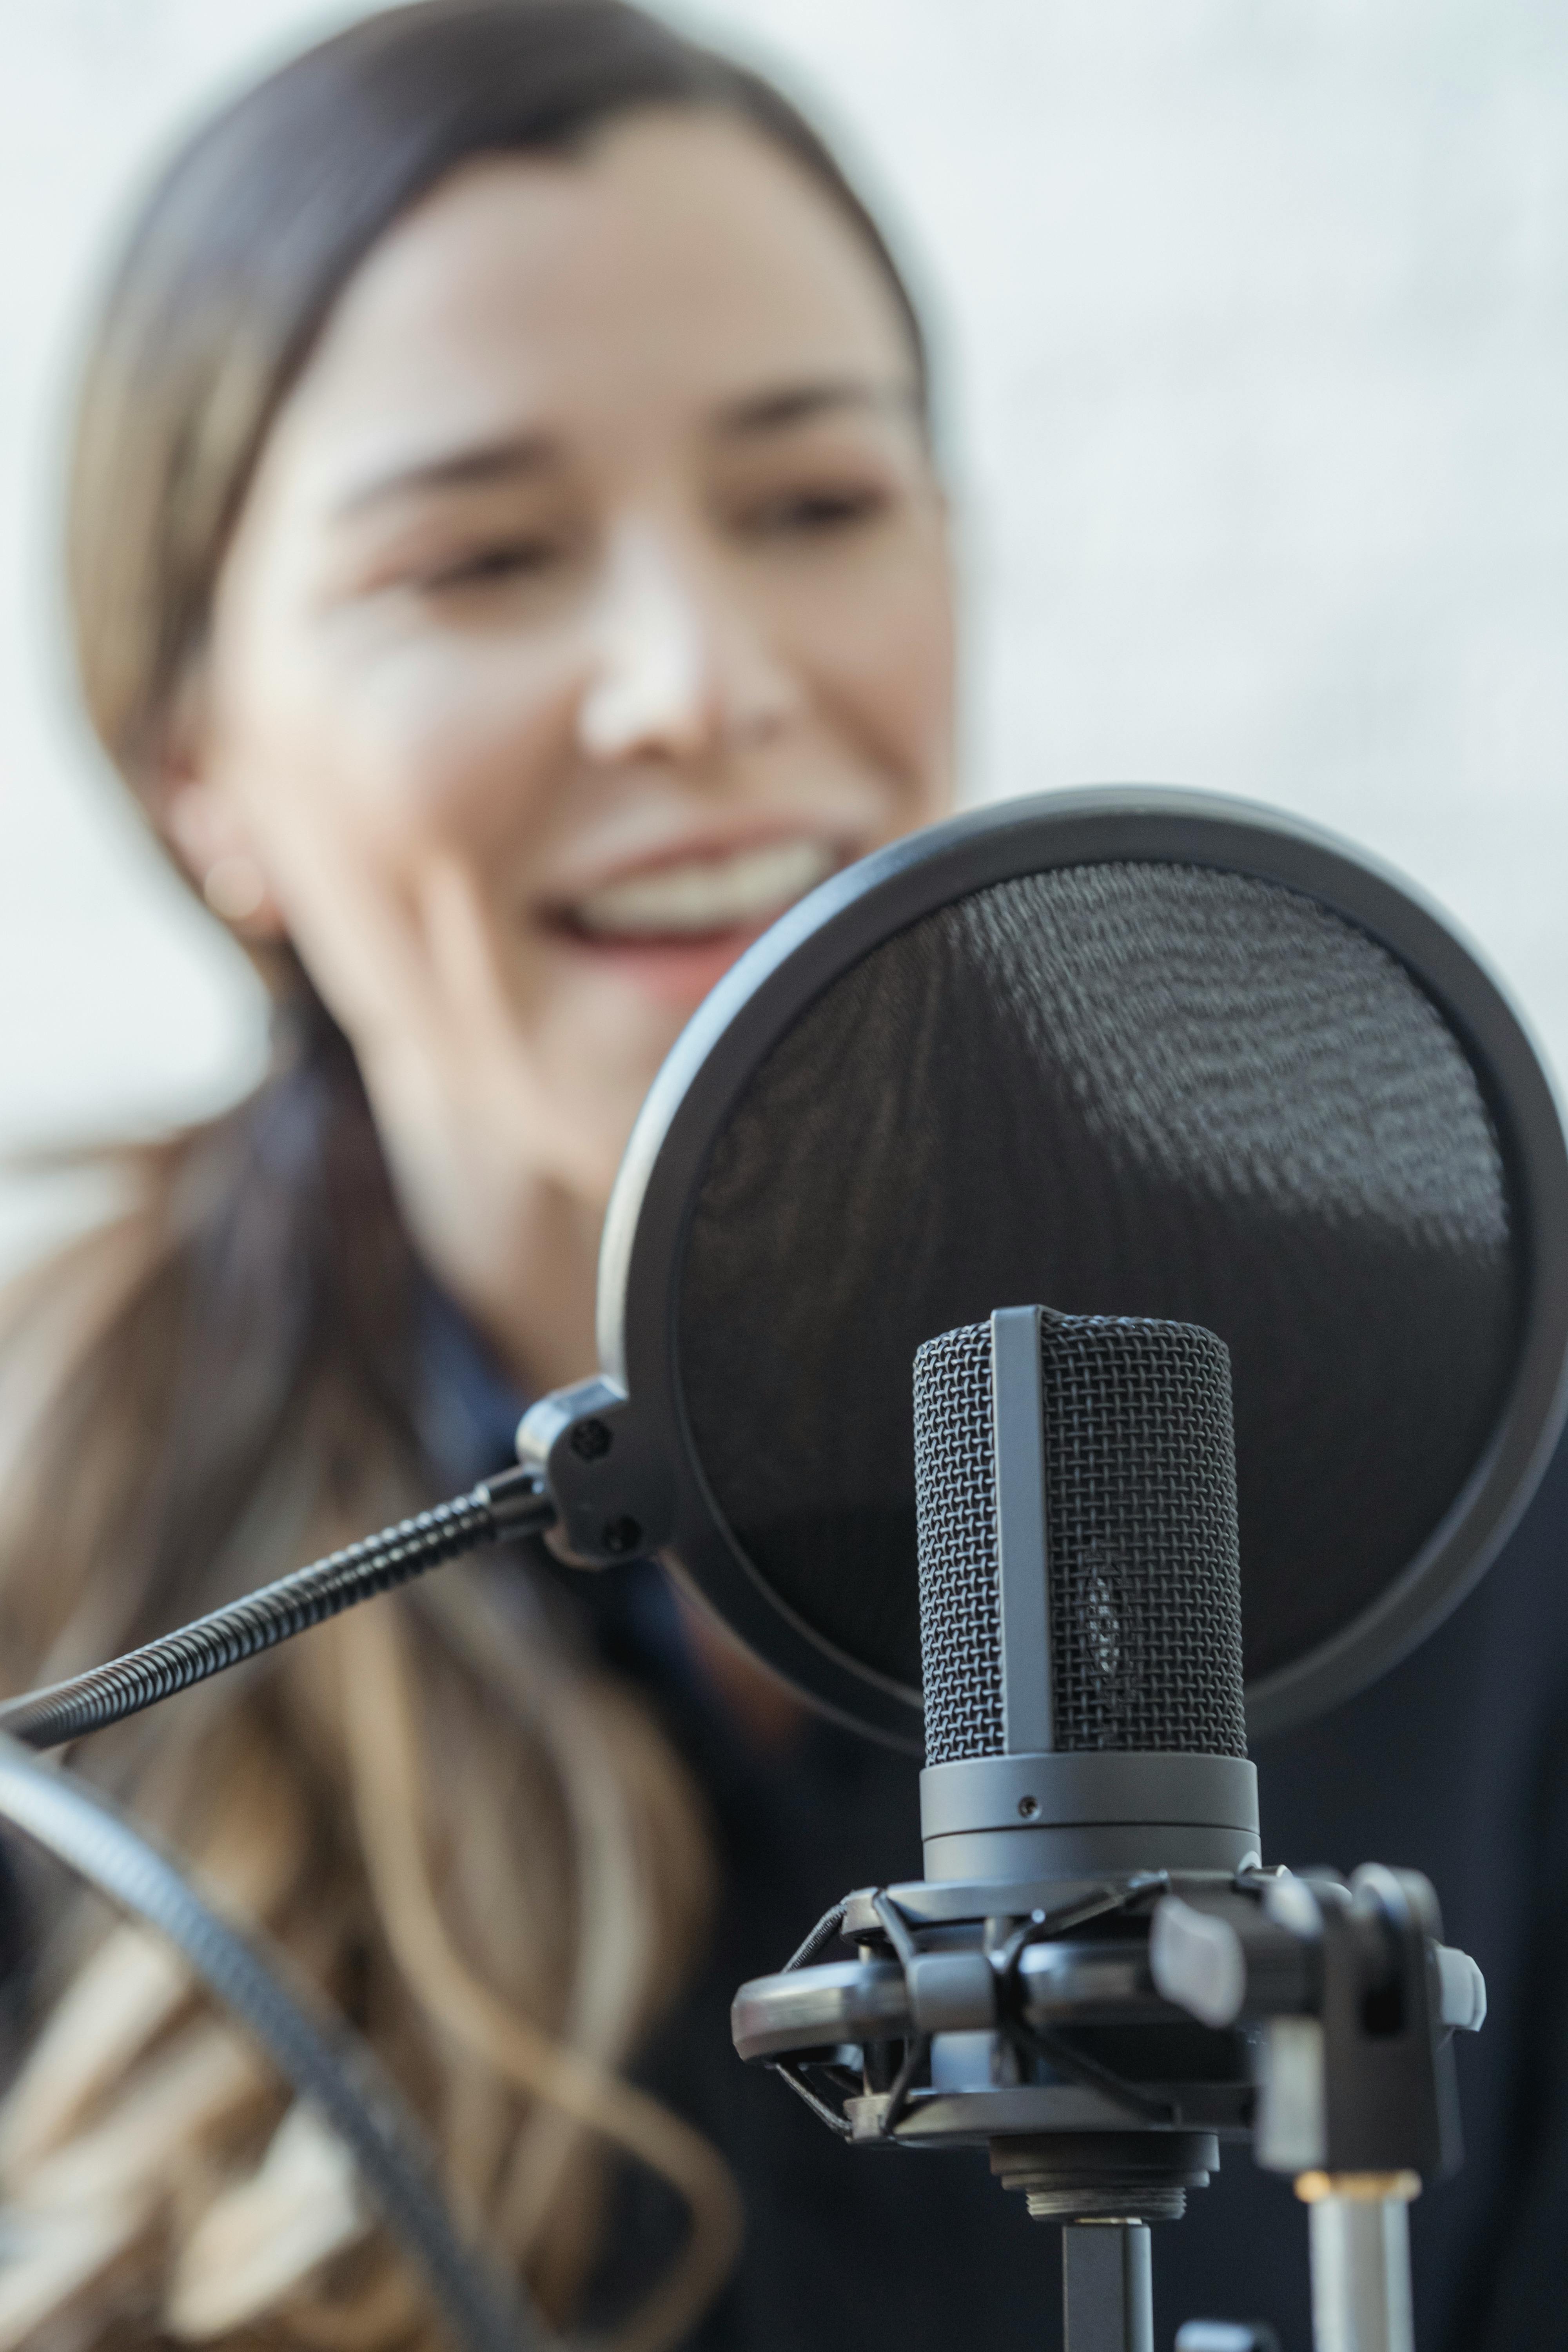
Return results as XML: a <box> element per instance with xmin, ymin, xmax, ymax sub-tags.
<box><xmin>807</xmin><ymin>517</ymin><xmax>951</xmax><ymax>686</ymax></box>
<box><xmin>354</xmin><ymin>628</ymin><xmax>579</xmax><ymax>852</ymax></box>
<box><xmin>817</xmin><ymin>596</ymin><xmax>955</xmax><ymax>804</ymax></box>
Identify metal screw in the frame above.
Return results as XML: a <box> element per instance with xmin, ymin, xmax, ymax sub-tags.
<box><xmin>601</xmin><ymin>1516</ymin><xmax>642</xmax><ymax>1557</ymax></box>
<box><xmin>570</xmin><ymin>1418</ymin><xmax>612</xmax><ymax>1462</ymax></box>
<box><xmin>1018</xmin><ymin>1795</ymin><xmax>1039</xmax><ymax>1819</ymax></box>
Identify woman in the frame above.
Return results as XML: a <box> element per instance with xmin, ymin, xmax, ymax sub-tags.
<box><xmin>1</xmin><ymin>7</ymin><xmax>1562</xmax><ymax>2351</ymax></box>
<box><xmin>0</xmin><ymin>4</ymin><xmax>951</xmax><ymax>2344</ymax></box>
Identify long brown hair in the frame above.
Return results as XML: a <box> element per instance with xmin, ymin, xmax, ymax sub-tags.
<box><xmin>0</xmin><ymin>5</ymin><xmax>928</xmax><ymax>2345</ymax></box>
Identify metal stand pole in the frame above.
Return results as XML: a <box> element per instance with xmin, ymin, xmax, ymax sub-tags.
<box><xmin>1296</xmin><ymin>2173</ymin><xmax>1418</xmax><ymax>2352</ymax></box>
<box><xmin>1062</xmin><ymin>2221</ymin><xmax>1153</xmax><ymax>2352</ymax></box>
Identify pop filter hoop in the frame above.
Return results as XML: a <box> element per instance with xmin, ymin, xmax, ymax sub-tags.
<box><xmin>597</xmin><ymin>788</ymin><xmax>1568</xmax><ymax>1746</ymax></box>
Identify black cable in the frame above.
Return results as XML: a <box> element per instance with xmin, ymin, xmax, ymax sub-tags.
<box><xmin>0</xmin><ymin>1466</ymin><xmax>554</xmax><ymax>1752</ymax></box>
<box><xmin>0</xmin><ymin>1731</ymin><xmax>545</xmax><ymax>2352</ymax></box>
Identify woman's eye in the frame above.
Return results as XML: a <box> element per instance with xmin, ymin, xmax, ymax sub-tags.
<box><xmin>740</xmin><ymin>483</ymin><xmax>890</xmax><ymax>538</ymax></box>
<box><xmin>416</xmin><ymin>537</ymin><xmax>564</xmax><ymax>592</ymax></box>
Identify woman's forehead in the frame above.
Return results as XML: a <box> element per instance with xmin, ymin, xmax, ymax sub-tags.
<box><xmin>265</xmin><ymin>111</ymin><xmax>920</xmax><ymax>506</ymax></box>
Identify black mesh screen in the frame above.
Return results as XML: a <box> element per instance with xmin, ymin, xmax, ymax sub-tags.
<box><xmin>913</xmin><ymin>1320</ymin><xmax>1002</xmax><ymax>1760</ymax></box>
<box><xmin>675</xmin><ymin>860</ymin><xmax>1518</xmax><ymax>1697</ymax></box>
<box><xmin>914</xmin><ymin>1313</ymin><xmax>1246</xmax><ymax>1765</ymax></box>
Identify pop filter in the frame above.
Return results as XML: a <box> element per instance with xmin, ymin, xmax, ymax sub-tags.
<box><xmin>591</xmin><ymin>787</ymin><xmax>1568</xmax><ymax>1746</ymax></box>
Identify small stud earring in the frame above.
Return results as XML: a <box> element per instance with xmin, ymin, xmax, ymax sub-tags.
<box><xmin>202</xmin><ymin>853</ymin><xmax>268</xmax><ymax>924</ymax></box>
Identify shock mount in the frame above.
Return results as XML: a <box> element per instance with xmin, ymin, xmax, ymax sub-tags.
<box><xmin>731</xmin><ymin>1856</ymin><xmax>1484</xmax><ymax>2352</ymax></box>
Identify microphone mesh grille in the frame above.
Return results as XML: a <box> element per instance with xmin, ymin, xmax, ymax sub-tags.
<box><xmin>915</xmin><ymin>1312</ymin><xmax>1246</xmax><ymax>1765</ymax></box>
<box><xmin>913</xmin><ymin>1322</ymin><xmax>1004</xmax><ymax>1760</ymax></box>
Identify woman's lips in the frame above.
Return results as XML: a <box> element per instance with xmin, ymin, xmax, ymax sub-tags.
<box><xmin>541</xmin><ymin>837</ymin><xmax>842</xmax><ymax>1010</ymax></box>
<box><xmin>569</xmin><ymin>838</ymin><xmax>838</xmax><ymax>936</ymax></box>
<box><xmin>553</xmin><ymin>919</ymin><xmax>780</xmax><ymax>1009</ymax></box>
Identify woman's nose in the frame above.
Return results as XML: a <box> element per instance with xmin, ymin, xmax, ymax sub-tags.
<box><xmin>577</xmin><ymin>523</ymin><xmax>800</xmax><ymax>765</ymax></box>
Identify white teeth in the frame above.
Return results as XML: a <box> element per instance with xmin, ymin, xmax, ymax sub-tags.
<box><xmin>571</xmin><ymin>839</ymin><xmax>837</xmax><ymax>938</ymax></box>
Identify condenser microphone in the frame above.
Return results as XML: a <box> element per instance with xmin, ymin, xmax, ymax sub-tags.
<box><xmin>733</xmin><ymin>1301</ymin><xmax>1488</xmax><ymax>2352</ymax></box>
<box><xmin>913</xmin><ymin>1305</ymin><xmax>1261</xmax><ymax>1884</ymax></box>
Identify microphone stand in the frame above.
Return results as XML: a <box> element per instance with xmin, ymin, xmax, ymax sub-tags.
<box><xmin>732</xmin><ymin>1859</ymin><xmax>1483</xmax><ymax>2352</ymax></box>
<box><xmin>1294</xmin><ymin>2172</ymin><xmax>1417</xmax><ymax>2352</ymax></box>
<box><xmin>1063</xmin><ymin>2219</ymin><xmax>1152</xmax><ymax>2352</ymax></box>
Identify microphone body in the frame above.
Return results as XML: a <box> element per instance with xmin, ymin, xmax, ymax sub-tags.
<box><xmin>914</xmin><ymin>1305</ymin><xmax>1258</xmax><ymax>1884</ymax></box>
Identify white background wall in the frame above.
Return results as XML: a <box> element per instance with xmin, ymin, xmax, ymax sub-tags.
<box><xmin>3</xmin><ymin>0</ymin><xmax>1566</xmax><ymax>1272</ymax></box>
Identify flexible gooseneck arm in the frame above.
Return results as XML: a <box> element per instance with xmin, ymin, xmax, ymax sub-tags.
<box><xmin>0</xmin><ymin>1466</ymin><xmax>552</xmax><ymax>1751</ymax></box>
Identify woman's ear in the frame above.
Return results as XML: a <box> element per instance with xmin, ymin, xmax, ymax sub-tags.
<box><xmin>154</xmin><ymin>675</ymin><xmax>288</xmax><ymax>939</ymax></box>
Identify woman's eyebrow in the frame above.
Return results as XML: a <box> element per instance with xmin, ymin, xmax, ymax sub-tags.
<box><xmin>331</xmin><ymin>431</ymin><xmax>559</xmax><ymax>518</ymax></box>
<box><xmin>711</xmin><ymin>377</ymin><xmax>918</xmax><ymax>438</ymax></box>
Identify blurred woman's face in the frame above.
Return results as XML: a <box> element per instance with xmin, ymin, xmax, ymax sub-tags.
<box><xmin>175</xmin><ymin>109</ymin><xmax>954</xmax><ymax>1250</ymax></box>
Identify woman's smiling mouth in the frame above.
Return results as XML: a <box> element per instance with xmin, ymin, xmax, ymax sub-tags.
<box><xmin>564</xmin><ymin>836</ymin><xmax>838</xmax><ymax>939</ymax></box>
<box><xmin>540</xmin><ymin>834</ymin><xmax>841</xmax><ymax>1010</ymax></box>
